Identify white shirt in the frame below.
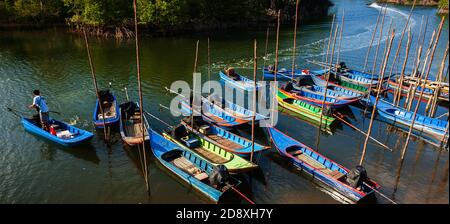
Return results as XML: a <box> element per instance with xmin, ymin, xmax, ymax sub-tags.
<box><xmin>33</xmin><ymin>96</ymin><xmax>49</xmax><ymax>113</ymax></box>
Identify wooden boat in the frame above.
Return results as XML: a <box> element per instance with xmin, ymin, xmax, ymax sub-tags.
<box><xmin>401</xmin><ymin>75</ymin><xmax>449</xmax><ymax>92</ymax></box>
<box><xmin>206</xmin><ymin>94</ymin><xmax>268</xmax><ymax>121</ymax></box>
<box><xmin>311</xmin><ymin>70</ymin><xmax>370</xmax><ymax>93</ymax></box>
<box><xmin>310</xmin><ymin>74</ymin><xmax>366</xmax><ymax>98</ymax></box>
<box><xmin>162</xmin><ymin>124</ymin><xmax>258</xmax><ymax>173</ymax></box>
<box><xmin>263</xmin><ymin>67</ymin><xmax>309</xmax><ymax>80</ymax></box>
<box><xmin>387</xmin><ymin>79</ymin><xmax>449</xmax><ymax>103</ymax></box>
<box><xmin>367</xmin><ymin>95</ymin><xmax>449</xmax><ymax>142</ymax></box>
<box><xmin>267</xmin><ymin>127</ymin><xmax>380</xmax><ymax>203</ymax></box>
<box><xmin>149</xmin><ymin>128</ymin><xmax>240</xmax><ymax>203</ymax></box>
<box><xmin>180</xmin><ymin>118</ymin><xmax>270</xmax><ymax>156</ymax></box>
<box><xmin>119</xmin><ymin>101</ymin><xmax>149</xmax><ymax>146</ymax></box>
<box><xmin>293</xmin><ymin>84</ymin><xmax>361</xmax><ymax>100</ymax></box>
<box><xmin>22</xmin><ymin>116</ymin><xmax>94</xmax><ymax>147</ymax></box>
<box><xmin>93</xmin><ymin>90</ymin><xmax>120</xmax><ymax>128</ymax></box>
<box><xmin>180</xmin><ymin>98</ymin><xmax>248</xmax><ymax>130</ymax></box>
<box><xmin>219</xmin><ymin>70</ymin><xmax>264</xmax><ymax>92</ymax></box>
<box><xmin>279</xmin><ymin>84</ymin><xmax>359</xmax><ymax>108</ymax></box>
<box><xmin>277</xmin><ymin>89</ymin><xmax>336</xmax><ymax>127</ymax></box>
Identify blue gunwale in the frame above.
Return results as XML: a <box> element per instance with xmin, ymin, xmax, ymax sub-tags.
<box><xmin>310</xmin><ymin>74</ymin><xmax>366</xmax><ymax>98</ymax></box>
<box><xmin>21</xmin><ymin>117</ymin><xmax>94</xmax><ymax>147</ymax></box>
<box><xmin>267</xmin><ymin>127</ymin><xmax>380</xmax><ymax>203</ymax></box>
<box><xmin>206</xmin><ymin>94</ymin><xmax>268</xmax><ymax>121</ymax></box>
<box><xmin>219</xmin><ymin>71</ymin><xmax>265</xmax><ymax>92</ymax></box>
<box><xmin>93</xmin><ymin>93</ymin><xmax>120</xmax><ymax>128</ymax></box>
<box><xmin>181</xmin><ymin>119</ymin><xmax>269</xmax><ymax>156</ymax></box>
<box><xmin>149</xmin><ymin>129</ymin><xmax>240</xmax><ymax>203</ymax></box>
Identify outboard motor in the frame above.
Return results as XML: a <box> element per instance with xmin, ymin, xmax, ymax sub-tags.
<box><xmin>346</xmin><ymin>165</ymin><xmax>368</xmax><ymax>189</ymax></box>
<box><xmin>99</xmin><ymin>89</ymin><xmax>114</xmax><ymax>102</ymax></box>
<box><xmin>173</xmin><ymin>124</ymin><xmax>188</xmax><ymax>139</ymax></box>
<box><xmin>209</xmin><ymin>165</ymin><xmax>230</xmax><ymax>188</ymax></box>
<box><xmin>339</xmin><ymin>62</ymin><xmax>347</xmax><ymax>69</ymax></box>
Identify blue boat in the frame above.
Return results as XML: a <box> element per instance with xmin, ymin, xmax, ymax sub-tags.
<box><xmin>181</xmin><ymin>118</ymin><xmax>269</xmax><ymax>156</ymax></box>
<box><xmin>207</xmin><ymin>94</ymin><xmax>268</xmax><ymax>121</ymax></box>
<box><xmin>313</xmin><ymin>69</ymin><xmax>379</xmax><ymax>88</ymax></box>
<box><xmin>149</xmin><ymin>128</ymin><xmax>240</xmax><ymax>203</ymax></box>
<box><xmin>263</xmin><ymin>67</ymin><xmax>309</xmax><ymax>80</ymax></box>
<box><xmin>93</xmin><ymin>90</ymin><xmax>120</xmax><ymax>128</ymax></box>
<box><xmin>219</xmin><ymin>71</ymin><xmax>264</xmax><ymax>92</ymax></box>
<box><xmin>310</xmin><ymin>74</ymin><xmax>366</xmax><ymax>98</ymax></box>
<box><xmin>279</xmin><ymin>86</ymin><xmax>360</xmax><ymax>108</ymax></box>
<box><xmin>366</xmin><ymin>95</ymin><xmax>449</xmax><ymax>142</ymax></box>
<box><xmin>180</xmin><ymin>98</ymin><xmax>248</xmax><ymax>129</ymax></box>
<box><xmin>267</xmin><ymin>127</ymin><xmax>380</xmax><ymax>203</ymax></box>
<box><xmin>22</xmin><ymin>117</ymin><xmax>94</xmax><ymax>147</ymax></box>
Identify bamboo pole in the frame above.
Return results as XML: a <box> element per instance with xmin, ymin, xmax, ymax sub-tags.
<box><xmin>271</xmin><ymin>10</ymin><xmax>281</xmax><ymax>127</ymax></box>
<box><xmin>368</xmin><ymin>7</ymin><xmax>388</xmax><ymax>86</ymax></box>
<box><xmin>250</xmin><ymin>39</ymin><xmax>257</xmax><ymax>163</ymax></box>
<box><xmin>192</xmin><ymin>40</ymin><xmax>200</xmax><ymax>130</ymax></box>
<box><xmin>336</xmin><ymin>9</ymin><xmax>345</xmax><ymax>65</ymax></box>
<box><xmin>133</xmin><ymin>0</ymin><xmax>150</xmax><ymax>194</ymax></box>
<box><xmin>324</xmin><ymin>15</ymin><xmax>336</xmax><ymax>70</ymax></box>
<box><xmin>208</xmin><ymin>37</ymin><xmax>211</xmax><ymax>93</ymax></box>
<box><xmin>363</xmin><ymin>6</ymin><xmax>383</xmax><ymax>73</ymax></box>
<box><xmin>428</xmin><ymin>45</ymin><xmax>448</xmax><ymax>117</ymax></box>
<box><xmin>406</xmin><ymin>30</ymin><xmax>436</xmax><ymax>111</ymax></box>
<box><xmin>359</xmin><ymin>30</ymin><xmax>396</xmax><ymax>166</ymax></box>
<box><xmin>393</xmin><ymin>27</ymin><xmax>412</xmax><ymax>106</ymax></box>
<box><xmin>400</xmin><ymin>17</ymin><xmax>445</xmax><ymax>161</ymax></box>
<box><xmin>83</xmin><ymin>29</ymin><xmax>108</xmax><ymax>145</ymax></box>
<box><xmin>404</xmin><ymin>45</ymin><xmax>423</xmax><ymax>109</ymax></box>
<box><xmin>262</xmin><ymin>27</ymin><xmax>269</xmax><ymax>81</ymax></box>
<box><xmin>291</xmin><ymin>0</ymin><xmax>300</xmax><ymax>81</ymax></box>
<box><xmin>411</xmin><ymin>15</ymin><xmax>425</xmax><ymax>73</ymax></box>
<box><xmin>387</xmin><ymin>0</ymin><xmax>416</xmax><ymax>79</ymax></box>
<box><xmin>413</xmin><ymin>16</ymin><xmax>429</xmax><ymax>78</ymax></box>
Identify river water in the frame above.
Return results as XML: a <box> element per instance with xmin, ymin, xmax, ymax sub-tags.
<box><xmin>0</xmin><ymin>0</ymin><xmax>448</xmax><ymax>204</ymax></box>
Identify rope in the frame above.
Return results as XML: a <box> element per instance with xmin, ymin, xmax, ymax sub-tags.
<box><xmin>144</xmin><ymin>111</ymin><xmax>173</xmax><ymax>128</ymax></box>
<box><xmin>230</xmin><ymin>186</ymin><xmax>255</xmax><ymax>204</ymax></box>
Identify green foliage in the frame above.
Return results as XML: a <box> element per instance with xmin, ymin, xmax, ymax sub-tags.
<box><xmin>439</xmin><ymin>0</ymin><xmax>449</xmax><ymax>9</ymax></box>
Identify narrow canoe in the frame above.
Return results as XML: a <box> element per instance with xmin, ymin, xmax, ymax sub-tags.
<box><xmin>22</xmin><ymin>117</ymin><xmax>93</xmax><ymax>147</ymax></box>
<box><xmin>263</xmin><ymin>67</ymin><xmax>309</xmax><ymax>80</ymax></box>
<box><xmin>367</xmin><ymin>95</ymin><xmax>449</xmax><ymax>142</ymax></box>
<box><xmin>162</xmin><ymin>125</ymin><xmax>258</xmax><ymax>173</ymax></box>
<box><xmin>93</xmin><ymin>90</ymin><xmax>120</xmax><ymax>128</ymax></box>
<box><xmin>207</xmin><ymin>94</ymin><xmax>268</xmax><ymax>121</ymax></box>
<box><xmin>311</xmin><ymin>71</ymin><xmax>370</xmax><ymax>93</ymax></box>
<box><xmin>293</xmin><ymin>85</ymin><xmax>361</xmax><ymax>100</ymax></box>
<box><xmin>149</xmin><ymin>129</ymin><xmax>240</xmax><ymax>203</ymax></box>
<box><xmin>279</xmin><ymin>87</ymin><xmax>359</xmax><ymax>108</ymax></box>
<box><xmin>119</xmin><ymin>101</ymin><xmax>149</xmax><ymax>146</ymax></box>
<box><xmin>277</xmin><ymin>89</ymin><xmax>336</xmax><ymax>127</ymax></box>
<box><xmin>310</xmin><ymin>74</ymin><xmax>366</xmax><ymax>98</ymax></box>
<box><xmin>267</xmin><ymin>127</ymin><xmax>381</xmax><ymax>203</ymax></box>
<box><xmin>219</xmin><ymin>71</ymin><xmax>264</xmax><ymax>92</ymax></box>
<box><xmin>180</xmin><ymin>99</ymin><xmax>248</xmax><ymax>129</ymax></box>
<box><xmin>181</xmin><ymin>118</ymin><xmax>270</xmax><ymax>156</ymax></box>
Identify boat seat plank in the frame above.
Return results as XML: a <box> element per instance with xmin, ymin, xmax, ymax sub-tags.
<box><xmin>296</xmin><ymin>153</ymin><xmax>333</xmax><ymax>175</ymax></box>
<box><xmin>208</xmin><ymin>134</ymin><xmax>242</xmax><ymax>149</ymax></box>
<box><xmin>191</xmin><ymin>147</ymin><xmax>229</xmax><ymax>164</ymax></box>
<box><xmin>172</xmin><ymin>157</ymin><xmax>208</xmax><ymax>181</ymax></box>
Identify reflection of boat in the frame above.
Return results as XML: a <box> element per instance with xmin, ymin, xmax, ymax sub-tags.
<box><xmin>22</xmin><ymin>117</ymin><xmax>93</xmax><ymax>147</ymax></box>
<box><xmin>277</xmin><ymin>89</ymin><xmax>336</xmax><ymax>127</ymax></box>
<box><xmin>119</xmin><ymin>101</ymin><xmax>149</xmax><ymax>146</ymax></box>
<box><xmin>366</xmin><ymin>95</ymin><xmax>449</xmax><ymax>143</ymax></box>
<box><xmin>181</xmin><ymin>118</ymin><xmax>269</xmax><ymax>156</ymax></box>
<box><xmin>93</xmin><ymin>90</ymin><xmax>120</xmax><ymax>128</ymax></box>
<box><xmin>149</xmin><ymin>128</ymin><xmax>241</xmax><ymax>203</ymax></box>
<box><xmin>268</xmin><ymin>127</ymin><xmax>381</xmax><ymax>203</ymax></box>
<box><xmin>162</xmin><ymin>123</ymin><xmax>258</xmax><ymax>173</ymax></box>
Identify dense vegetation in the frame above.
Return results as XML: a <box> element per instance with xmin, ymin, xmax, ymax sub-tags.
<box><xmin>0</xmin><ymin>0</ymin><xmax>333</xmax><ymax>35</ymax></box>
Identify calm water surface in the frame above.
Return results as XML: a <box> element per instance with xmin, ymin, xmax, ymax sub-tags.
<box><xmin>0</xmin><ymin>0</ymin><xmax>448</xmax><ymax>203</ymax></box>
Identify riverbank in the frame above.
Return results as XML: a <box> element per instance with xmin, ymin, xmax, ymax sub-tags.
<box><xmin>376</xmin><ymin>0</ymin><xmax>448</xmax><ymax>14</ymax></box>
<box><xmin>0</xmin><ymin>0</ymin><xmax>333</xmax><ymax>38</ymax></box>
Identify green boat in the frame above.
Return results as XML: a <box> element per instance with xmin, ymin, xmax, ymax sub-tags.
<box><xmin>162</xmin><ymin>125</ymin><xmax>258</xmax><ymax>174</ymax></box>
<box><xmin>277</xmin><ymin>89</ymin><xmax>336</xmax><ymax>127</ymax></box>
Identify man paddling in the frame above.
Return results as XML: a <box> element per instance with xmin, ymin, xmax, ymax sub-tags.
<box><xmin>28</xmin><ymin>90</ymin><xmax>50</xmax><ymax>131</ymax></box>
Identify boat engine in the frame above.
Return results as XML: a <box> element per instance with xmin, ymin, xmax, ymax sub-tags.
<box><xmin>209</xmin><ymin>165</ymin><xmax>230</xmax><ymax>188</ymax></box>
<box><xmin>283</xmin><ymin>81</ymin><xmax>294</xmax><ymax>92</ymax></box>
<box><xmin>346</xmin><ymin>165</ymin><xmax>368</xmax><ymax>189</ymax></box>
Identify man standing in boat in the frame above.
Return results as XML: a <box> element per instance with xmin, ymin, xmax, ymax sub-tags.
<box><xmin>28</xmin><ymin>90</ymin><xmax>50</xmax><ymax>131</ymax></box>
